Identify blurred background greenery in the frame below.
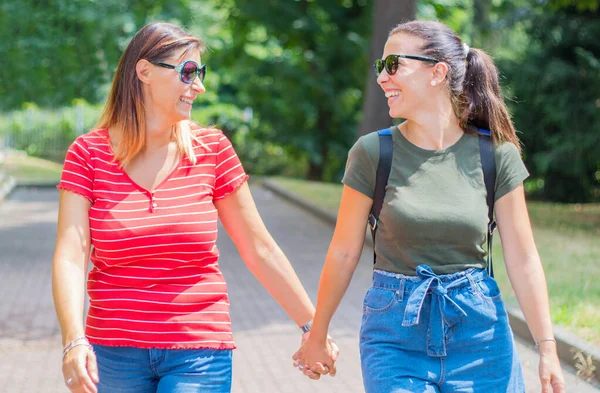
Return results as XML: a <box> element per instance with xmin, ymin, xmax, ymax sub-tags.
<box><xmin>0</xmin><ymin>0</ymin><xmax>599</xmax><ymax>202</ymax></box>
<box><xmin>0</xmin><ymin>0</ymin><xmax>598</xmax><ymax>348</ymax></box>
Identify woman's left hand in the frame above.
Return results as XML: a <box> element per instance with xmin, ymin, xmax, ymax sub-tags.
<box><xmin>538</xmin><ymin>343</ymin><xmax>566</xmax><ymax>393</ymax></box>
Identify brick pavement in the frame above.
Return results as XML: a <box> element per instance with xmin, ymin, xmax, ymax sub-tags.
<box><xmin>0</xmin><ymin>187</ymin><xmax>66</xmax><ymax>393</ymax></box>
<box><xmin>0</xmin><ymin>186</ymin><xmax>597</xmax><ymax>393</ymax></box>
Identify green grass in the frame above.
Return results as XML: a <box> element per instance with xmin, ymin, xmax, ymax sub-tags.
<box><xmin>271</xmin><ymin>176</ymin><xmax>344</xmax><ymax>211</ymax></box>
<box><xmin>270</xmin><ymin>176</ymin><xmax>600</xmax><ymax>346</ymax></box>
<box><xmin>2</xmin><ymin>150</ymin><xmax>63</xmax><ymax>185</ymax></box>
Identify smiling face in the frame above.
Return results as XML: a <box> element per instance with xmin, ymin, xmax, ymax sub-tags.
<box><xmin>377</xmin><ymin>34</ymin><xmax>440</xmax><ymax>119</ymax></box>
<box><xmin>141</xmin><ymin>46</ymin><xmax>206</xmax><ymax>125</ymax></box>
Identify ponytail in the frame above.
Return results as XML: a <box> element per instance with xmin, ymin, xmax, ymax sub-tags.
<box><xmin>461</xmin><ymin>48</ymin><xmax>521</xmax><ymax>152</ymax></box>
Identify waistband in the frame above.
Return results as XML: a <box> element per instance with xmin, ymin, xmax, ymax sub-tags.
<box><xmin>372</xmin><ymin>266</ymin><xmax>488</xmax><ymax>291</ymax></box>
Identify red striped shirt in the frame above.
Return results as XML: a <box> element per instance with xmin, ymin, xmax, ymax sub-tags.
<box><xmin>58</xmin><ymin>127</ymin><xmax>248</xmax><ymax>349</ymax></box>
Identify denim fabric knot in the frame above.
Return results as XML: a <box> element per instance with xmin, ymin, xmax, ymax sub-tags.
<box><xmin>431</xmin><ymin>285</ymin><xmax>447</xmax><ymax>296</ymax></box>
<box><xmin>402</xmin><ymin>265</ymin><xmax>468</xmax><ymax>357</ymax></box>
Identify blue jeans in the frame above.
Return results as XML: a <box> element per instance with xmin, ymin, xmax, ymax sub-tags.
<box><xmin>359</xmin><ymin>265</ymin><xmax>525</xmax><ymax>393</ymax></box>
<box><xmin>94</xmin><ymin>345</ymin><xmax>232</xmax><ymax>393</ymax></box>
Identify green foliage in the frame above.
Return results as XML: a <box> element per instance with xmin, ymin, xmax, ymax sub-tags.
<box><xmin>418</xmin><ymin>0</ymin><xmax>533</xmax><ymax>57</ymax></box>
<box><xmin>549</xmin><ymin>0</ymin><xmax>599</xmax><ymax>11</ymax></box>
<box><xmin>418</xmin><ymin>0</ymin><xmax>472</xmax><ymax>38</ymax></box>
<box><xmin>0</xmin><ymin>0</ymin><xmax>195</xmax><ymax>110</ymax></box>
<box><xmin>191</xmin><ymin>103</ymin><xmax>306</xmax><ymax>177</ymax></box>
<box><xmin>208</xmin><ymin>0</ymin><xmax>371</xmax><ymax>180</ymax></box>
<box><xmin>502</xmin><ymin>5</ymin><xmax>600</xmax><ymax>202</ymax></box>
<box><xmin>2</xmin><ymin>0</ymin><xmax>598</xmax><ymax>196</ymax></box>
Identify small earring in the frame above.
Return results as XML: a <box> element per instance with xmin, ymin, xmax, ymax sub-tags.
<box><xmin>430</xmin><ymin>80</ymin><xmax>437</xmax><ymax>87</ymax></box>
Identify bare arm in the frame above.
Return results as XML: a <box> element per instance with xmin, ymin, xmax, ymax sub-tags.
<box><xmin>291</xmin><ymin>185</ymin><xmax>371</xmax><ymax>377</ymax></box>
<box><xmin>214</xmin><ymin>183</ymin><xmax>314</xmax><ymax>327</ymax></box>
<box><xmin>52</xmin><ymin>190</ymin><xmax>92</xmax><ymax>345</ymax></box>
<box><xmin>309</xmin><ymin>185</ymin><xmax>372</xmax><ymax>344</ymax></box>
<box><xmin>495</xmin><ymin>184</ymin><xmax>565</xmax><ymax>392</ymax></box>
<box><xmin>52</xmin><ymin>189</ymin><xmax>98</xmax><ymax>392</ymax></box>
<box><xmin>291</xmin><ymin>186</ymin><xmax>371</xmax><ymax>376</ymax></box>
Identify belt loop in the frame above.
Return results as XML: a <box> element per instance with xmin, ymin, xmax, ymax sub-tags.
<box><xmin>396</xmin><ymin>279</ymin><xmax>405</xmax><ymax>302</ymax></box>
<box><xmin>466</xmin><ymin>271</ymin><xmax>478</xmax><ymax>294</ymax></box>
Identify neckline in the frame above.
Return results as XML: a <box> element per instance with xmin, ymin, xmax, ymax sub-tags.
<box><xmin>393</xmin><ymin>124</ymin><xmax>468</xmax><ymax>156</ymax></box>
<box><xmin>100</xmin><ymin>128</ymin><xmax>183</xmax><ymax>195</ymax></box>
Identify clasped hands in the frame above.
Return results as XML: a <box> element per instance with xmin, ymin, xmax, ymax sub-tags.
<box><xmin>292</xmin><ymin>332</ymin><xmax>340</xmax><ymax>380</ymax></box>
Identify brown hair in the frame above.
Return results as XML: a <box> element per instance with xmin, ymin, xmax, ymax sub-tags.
<box><xmin>96</xmin><ymin>22</ymin><xmax>206</xmax><ymax>166</ymax></box>
<box><xmin>390</xmin><ymin>20</ymin><xmax>521</xmax><ymax>151</ymax></box>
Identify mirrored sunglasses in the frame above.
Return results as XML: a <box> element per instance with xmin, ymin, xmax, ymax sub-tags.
<box><xmin>151</xmin><ymin>60</ymin><xmax>207</xmax><ymax>84</ymax></box>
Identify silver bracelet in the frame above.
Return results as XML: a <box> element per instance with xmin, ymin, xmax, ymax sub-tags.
<box><xmin>62</xmin><ymin>337</ymin><xmax>91</xmax><ymax>358</ymax></box>
<box><xmin>534</xmin><ymin>337</ymin><xmax>556</xmax><ymax>350</ymax></box>
<box><xmin>62</xmin><ymin>342</ymin><xmax>93</xmax><ymax>359</ymax></box>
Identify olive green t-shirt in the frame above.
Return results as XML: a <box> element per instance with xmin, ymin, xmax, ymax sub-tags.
<box><xmin>342</xmin><ymin>126</ymin><xmax>529</xmax><ymax>275</ymax></box>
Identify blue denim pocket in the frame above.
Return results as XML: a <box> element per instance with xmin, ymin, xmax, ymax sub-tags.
<box><xmin>472</xmin><ymin>275</ymin><xmax>503</xmax><ymax>302</ymax></box>
<box><xmin>362</xmin><ymin>287</ymin><xmax>398</xmax><ymax>314</ymax></box>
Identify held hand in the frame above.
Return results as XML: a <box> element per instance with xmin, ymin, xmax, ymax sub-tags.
<box><xmin>62</xmin><ymin>345</ymin><xmax>99</xmax><ymax>393</ymax></box>
<box><xmin>292</xmin><ymin>332</ymin><xmax>339</xmax><ymax>380</ymax></box>
<box><xmin>538</xmin><ymin>343</ymin><xmax>565</xmax><ymax>393</ymax></box>
<box><xmin>326</xmin><ymin>335</ymin><xmax>340</xmax><ymax>365</ymax></box>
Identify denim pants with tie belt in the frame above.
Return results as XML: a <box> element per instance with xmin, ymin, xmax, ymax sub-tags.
<box><xmin>359</xmin><ymin>265</ymin><xmax>525</xmax><ymax>393</ymax></box>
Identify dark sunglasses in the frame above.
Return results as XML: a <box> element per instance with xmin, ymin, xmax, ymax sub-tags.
<box><xmin>151</xmin><ymin>60</ymin><xmax>207</xmax><ymax>84</ymax></box>
<box><xmin>374</xmin><ymin>54</ymin><xmax>439</xmax><ymax>76</ymax></box>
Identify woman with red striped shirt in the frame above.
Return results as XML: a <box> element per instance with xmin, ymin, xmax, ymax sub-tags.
<box><xmin>52</xmin><ymin>22</ymin><xmax>337</xmax><ymax>393</ymax></box>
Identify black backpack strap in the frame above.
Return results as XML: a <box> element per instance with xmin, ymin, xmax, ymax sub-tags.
<box><xmin>478</xmin><ymin>128</ymin><xmax>497</xmax><ymax>277</ymax></box>
<box><xmin>368</xmin><ymin>128</ymin><xmax>393</xmax><ymax>264</ymax></box>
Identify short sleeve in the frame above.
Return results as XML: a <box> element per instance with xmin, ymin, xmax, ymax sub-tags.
<box><xmin>57</xmin><ymin>137</ymin><xmax>94</xmax><ymax>202</ymax></box>
<box><xmin>494</xmin><ymin>142</ymin><xmax>529</xmax><ymax>201</ymax></box>
<box><xmin>213</xmin><ymin>133</ymin><xmax>249</xmax><ymax>201</ymax></box>
<box><xmin>342</xmin><ymin>133</ymin><xmax>378</xmax><ymax>198</ymax></box>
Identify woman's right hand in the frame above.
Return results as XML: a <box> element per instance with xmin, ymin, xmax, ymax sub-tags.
<box><xmin>62</xmin><ymin>345</ymin><xmax>99</xmax><ymax>393</ymax></box>
<box><xmin>292</xmin><ymin>332</ymin><xmax>339</xmax><ymax>380</ymax></box>
<box><xmin>538</xmin><ymin>343</ymin><xmax>566</xmax><ymax>393</ymax></box>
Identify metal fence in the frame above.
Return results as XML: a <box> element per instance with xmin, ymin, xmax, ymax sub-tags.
<box><xmin>0</xmin><ymin>105</ymin><xmax>101</xmax><ymax>163</ymax></box>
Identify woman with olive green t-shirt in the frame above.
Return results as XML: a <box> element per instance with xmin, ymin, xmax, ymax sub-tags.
<box><xmin>293</xmin><ymin>20</ymin><xmax>565</xmax><ymax>393</ymax></box>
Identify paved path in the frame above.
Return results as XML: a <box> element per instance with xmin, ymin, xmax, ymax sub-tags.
<box><xmin>0</xmin><ymin>186</ymin><xmax>597</xmax><ymax>393</ymax></box>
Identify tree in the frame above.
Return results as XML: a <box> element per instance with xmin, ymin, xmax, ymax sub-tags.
<box><xmin>212</xmin><ymin>0</ymin><xmax>371</xmax><ymax>180</ymax></box>
<box><xmin>357</xmin><ymin>0</ymin><xmax>416</xmax><ymax>137</ymax></box>
<box><xmin>0</xmin><ymin>0</ymin><xmax>194</xmax><ymax>110</ymax></box>
<box><xmin>503</xmin><ymin>4</ymin><xmax>600</xmax><ymax>202</ymax></box>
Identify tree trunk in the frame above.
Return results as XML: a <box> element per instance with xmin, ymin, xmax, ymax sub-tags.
<box><xmin>307</xmin><ymin>107</ymin><xmax>332</xmax><ymax>181</ymax></box>
<box><xmin>357</xmin><ymin>0</ymin><xmax>416</xmax><ymax>138</ymax></box>
<box><xmin>307</xmin><ymin>158</ymin><xmax>325</xmax><ymax>180</ymax></box>
<box><xmin>473</xmin><ymin>0</ymin><xmax>492</xmax><ymax>48</ymax></box>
